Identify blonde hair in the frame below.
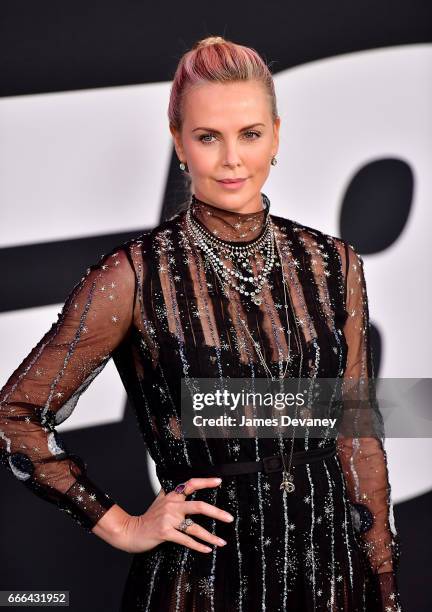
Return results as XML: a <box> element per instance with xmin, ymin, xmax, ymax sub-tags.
<box><xmin>168</xmin><ymin>35</ymin><xmax>278</xmax><ymax>132</ymax></box>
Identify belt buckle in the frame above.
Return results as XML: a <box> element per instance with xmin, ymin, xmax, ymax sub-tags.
<box><xmin>262</xmin><ymin>455</ymin><xmax>283</xmax><ymax>473</ymax></box>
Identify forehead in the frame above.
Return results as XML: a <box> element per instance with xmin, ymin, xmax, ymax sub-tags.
<box><xmin>182</xmin><ymin>80</ymin><xmax>269</xmax><ymax>126</ymax></box>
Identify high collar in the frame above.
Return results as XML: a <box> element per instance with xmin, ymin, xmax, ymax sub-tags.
<box><xmin>189</xmin><ymin>193</ymin><xmax>270</xmax><ymax>243</ymax></box>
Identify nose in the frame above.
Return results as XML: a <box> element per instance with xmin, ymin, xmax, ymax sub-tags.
<box><xmin>222</xmin><ymin>140</ymin><xmax>242</xmax><ymax>167</ymax></box>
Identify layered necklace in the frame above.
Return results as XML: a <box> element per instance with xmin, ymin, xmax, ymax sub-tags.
<box><xmin>185</xmin><ymin>193</ymin><xmax>305</xmax><ymax>494</ymax></box>
<box><xmin>186</xmin><ymin>193</ymin><xmax>275</xmax><ymax>306</ymax></box>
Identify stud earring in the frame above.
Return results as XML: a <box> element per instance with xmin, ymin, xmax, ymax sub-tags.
<box><xmin>179</xmin><ymin>161</ymin><xmax>188</xmax><ymax>171</ymax></box>
<box><xmin>271</xmin><ymin>156</ymin><xmax>278</xmax><ymax>166</ymax></box>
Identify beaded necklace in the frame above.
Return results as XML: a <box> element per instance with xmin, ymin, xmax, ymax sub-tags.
<box><xmin>186</xmin><ymin>194</ymin><xmax>275</xmax><ymax>306</ymax></box>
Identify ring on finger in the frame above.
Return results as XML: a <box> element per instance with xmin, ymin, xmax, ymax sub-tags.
<box><xmin>173</xmin><ymin>481</ymin><xmax>189</xmax><ymax>496</ymax></box>
<box><xmin>177</xmin><ymin>517</ymin><xmax>194</xmax><ymax>533</ymax></box>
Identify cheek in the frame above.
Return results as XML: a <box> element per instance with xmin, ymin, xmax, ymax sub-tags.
<box><xmin>245</xmin><ymin>140</ymin><xmax>272</xmax><ymax>167</ymax></box>
<box><xmin>188</xmin><ymin>145</ymin><xmax>217</xmax><ymax>174</ymax></box>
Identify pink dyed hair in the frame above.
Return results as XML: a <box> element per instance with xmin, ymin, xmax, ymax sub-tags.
<box><xmin>168</xmin><ymin>35</ymin><xmax>279</xmax><ymax>133</ymax></box>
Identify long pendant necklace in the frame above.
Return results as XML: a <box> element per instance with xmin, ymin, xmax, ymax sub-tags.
<box><xmin>185</xmin><ymin>204</ymin><xmax>305</xmax><ymax>494</ymax></box>
<box><xmin>237</xmin><ymin>227</ymin><xmax>304</xmax><ymax>493</ymax></box>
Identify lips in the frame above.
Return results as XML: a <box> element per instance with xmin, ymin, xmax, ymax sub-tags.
<box><xmin>218</xmin><ymin>178</ymin><xmax>247</xmax><ymax>183</ymax></box>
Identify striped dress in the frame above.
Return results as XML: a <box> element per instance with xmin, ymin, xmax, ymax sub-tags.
<box><xmin>0</xmin><ymin>193</ymin><xmax>402</xmax><ymax>611</ymax></box>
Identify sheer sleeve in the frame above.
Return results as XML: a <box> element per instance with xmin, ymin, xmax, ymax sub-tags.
<box><xmin>336</xmin><ymin>242</ymin><xmax>402</xmax><ymax>611</ymax></box>
<box><xmin>0</xmin><ymin>246</ymin><xmax>136</xmax><ymax>533</ymax></box>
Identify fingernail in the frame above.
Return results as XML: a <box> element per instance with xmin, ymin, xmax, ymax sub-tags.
<box><xmin>218</xmin><ymin>538</ymin><xmax>227</xmax><ymax>546</ymax></box>
<box><xmin>204</xmin><ymin>546</ymin><xmax>212</xmax><ymax>553</ymax></box>
<box><xmin>226</xmin><ymin>514</ymin><xmax>234</xmax><ymax>522</ymax></box>
<box><xmin>214</xmin><ymin>477</ymin><xmax>222</xmax><ymax>484</ymax></box>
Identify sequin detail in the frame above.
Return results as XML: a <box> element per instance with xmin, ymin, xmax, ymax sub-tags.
<box><xmin>0</xmin><ymin>195</ymin><xmax>402</xmax><ymax>611</ymax></box>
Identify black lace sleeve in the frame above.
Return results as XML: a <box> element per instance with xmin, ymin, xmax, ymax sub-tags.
<box><xmin>336</xmin><ymin>242</ymin><xmax>403</xmax><ymax>611</ymax></box>
<box><xmin>0</xmin><ymin>246</ymin><xmax>136</xmax><ymax>532</ymax></box>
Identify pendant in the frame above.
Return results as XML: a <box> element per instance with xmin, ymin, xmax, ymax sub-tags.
<box><xmin>280</xmin><ymin>472</ymin><xmax>295</xmax><ymax>493</ymax></box>
<box><xmin>252</xmin><ymin>294</ymin><xmax>262</xmax><ymax>306</ymax></box>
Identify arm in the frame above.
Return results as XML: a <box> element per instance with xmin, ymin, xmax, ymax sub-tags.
<box><xmin>336</xmin><ymin>242</ymin><xmax>402</xmax><ymax>610</ymax></box>
<box><xmin>0</xmin><ymin>246</ymin><xmax>136</xmax><ymax>533</ymax></box>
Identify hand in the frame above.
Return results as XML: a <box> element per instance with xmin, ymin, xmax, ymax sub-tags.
<box><xmin>120</xmin><ymin>477</ymin><xmax>234</xmax><ymax>554</ymax></box>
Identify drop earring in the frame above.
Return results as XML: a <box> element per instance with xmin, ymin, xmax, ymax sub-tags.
<box><xmin>271</xmin><ymin>156</ymin><xmax>278</xmax><ymax>166</ymax></box>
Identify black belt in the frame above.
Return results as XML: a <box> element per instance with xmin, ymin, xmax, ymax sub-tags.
<box><xmin>156</xmin><ymin>444</ymin><xmax>337</xmax><ymax>481</ymax></box>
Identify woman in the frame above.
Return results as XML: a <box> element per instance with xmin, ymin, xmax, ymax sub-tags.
<box><xmin>0</xmin><ymin>37</ymin><xmax>402</xmax><ymax>611</ymax></box>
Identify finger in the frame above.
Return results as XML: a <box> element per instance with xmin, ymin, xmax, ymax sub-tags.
<box><xmin>168</xmin><ymin>477</ymin><xmax>222</xmax><ymax>498</ymax></box>
<box><xmin>167</xmin><ymin>528</ymin><xmax>213</xmax><ymax>554</ymax></box>
<box><xmin>184</xmin><ymin>521</ymin><xmax>227</xmax><ymax>547</ymax></box>
<box><xmin>183</xmin><ymin>500</ymin><xmax>234</xmax><ymax>523</ymax></box>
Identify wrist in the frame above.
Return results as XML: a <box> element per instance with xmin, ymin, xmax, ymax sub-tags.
<box><xmin>91</xmin><ymin>504</ymin><xmax>135</xmax><ymax>550</ymax></box>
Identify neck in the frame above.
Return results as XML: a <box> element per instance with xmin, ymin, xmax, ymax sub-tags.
<box><xmin>189</xmin><ymin>193</ymin><xmax>270</xmax><ymax>243</ymax></box>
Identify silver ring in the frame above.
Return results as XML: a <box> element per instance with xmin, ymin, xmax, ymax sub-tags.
<box><xmin>177</xmin><ymin>517</ymin><xmax>194</xmax><ymax>533</ymax></box>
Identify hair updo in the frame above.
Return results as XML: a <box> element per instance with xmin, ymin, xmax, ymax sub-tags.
<box><xmin>168</xmin><ymin>35</ymin><xmax>278</xmax><ymax>133</ymax></box>
<box><xmin>193</xmin><ymin>36</ymin><xmax>226</xmax><ymax>50</ymax></box>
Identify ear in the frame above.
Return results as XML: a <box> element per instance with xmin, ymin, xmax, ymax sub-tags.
<box><xmin>170</xmin><ymin>125</ymin><xmax>185</xmax><ymax>161</ymax></box>
<box><xmin>272</xmin><ymin>116</ymin><xmax>281</xmax><ymax>157</ymax></box>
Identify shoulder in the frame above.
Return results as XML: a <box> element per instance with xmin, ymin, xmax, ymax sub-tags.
<box><xmin>93</xmin><ymin>211</ymin><xmax>186</xmax><ymax>275</ymax></box>
<box><xmin>271</xmin><ymin>213</ymin><xmax>363</xmax><ymax>270</ymax></box>
<box><xmin>125</xmin><ymin>210</ymin><xmax>186</xmax><ymax>250</ymax></box>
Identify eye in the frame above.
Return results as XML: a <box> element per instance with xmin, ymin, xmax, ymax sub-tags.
<box><xmin>198</xmin><ymin>133</ymin><xmax>216</xmax><ymax>144</ymax></box>
<box><xmin>243</xmin><ymin>130</ymin><xmax>261</xmax><ymax>139</ymax></box>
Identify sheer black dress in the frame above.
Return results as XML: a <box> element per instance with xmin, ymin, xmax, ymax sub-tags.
<box><xmin>0</xmin><ymin>193</ymin><xmax>402</xmax><ymax>611</ymax></box>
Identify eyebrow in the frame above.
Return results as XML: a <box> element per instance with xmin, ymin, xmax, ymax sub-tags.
<box><xmin>192</xmin><ymin>123</ymin><xmax>266</xmax><ymax>134</ymax></box>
